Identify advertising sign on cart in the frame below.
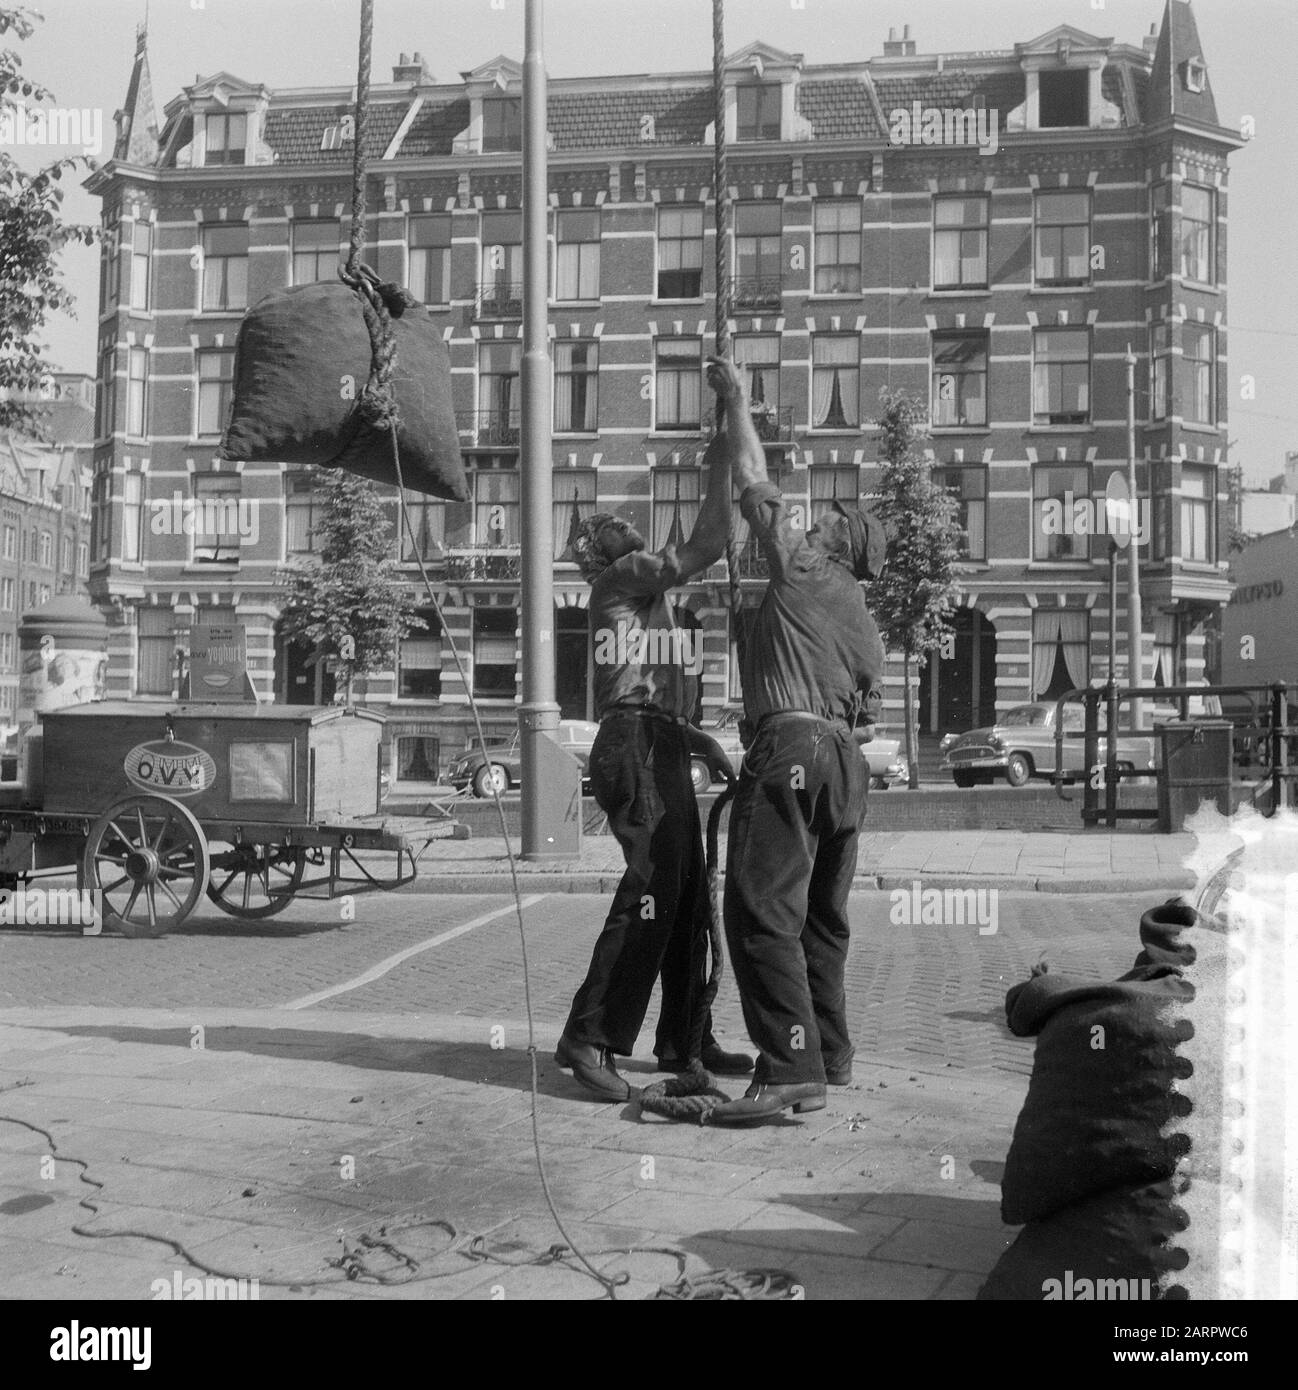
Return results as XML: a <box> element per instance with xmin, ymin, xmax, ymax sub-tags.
<box><xmin>189</xmin><ymin>623</ymin><xmax>257</xmax><ymax>703</ymax></box>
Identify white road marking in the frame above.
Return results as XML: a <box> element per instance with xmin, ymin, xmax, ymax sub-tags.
<box><xmin>281</xmin><ymin>895</ymin><xmax>548</xmax><ymax>1010</ymax></box>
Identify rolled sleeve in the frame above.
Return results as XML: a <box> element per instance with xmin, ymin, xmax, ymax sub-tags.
<box><xmin>740</xmin><ymin>481</ymin><xmax>797</xmax><ymax>569</ymax></box>
<box><xmin>604</xmin><ymin>547</ymin><xmax>682</xmax><ymax>598</ymax></box>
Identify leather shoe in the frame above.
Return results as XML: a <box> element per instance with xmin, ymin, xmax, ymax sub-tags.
<box><xmin>707</xmin><ymin>1079</ymin><xmax>827</xmax><ymax>1125</ymax></box>
<box><xmin>554</xmin><ymin>1034</ymin><xmax>631</xmax><ymax>1102</ymax></box>
<box><xmin>656</xmin><ymin>1044</ymin><xmax>755</xmax><ymax>1076</ymax></box>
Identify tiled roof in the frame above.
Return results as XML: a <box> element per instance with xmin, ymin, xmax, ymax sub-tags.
<box><xmin>549</xmin><ymin>88</ymin><xmax>713</xmax><ymax>150</ymax></box>
<box><xmin>796</xmin><ymin>79</ymin><xmax>882</xmax><ymax>140</ymax></box>
<box><xmin>873</xmin><ymin>70</ymin><xmax>1026</xmax><ymax>128</ymax></box>
<box><xmin>1148</xmin><ymin>0</ymin><xmax>1219</xmax><ymax>126</ymax></box>
<box><xmin>261</xmin><ymin>102</ymin><xmax>406</xmax><ymax>165</ymax></box>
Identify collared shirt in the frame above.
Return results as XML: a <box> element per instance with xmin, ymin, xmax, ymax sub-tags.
<box><xmin>589</xmin><ymin>545</ymin><xmax>699</xmax><ymax>719</ymax></box>
<box><xmin>739</xmin><ymin>481</ymin><xmax>886</xmax><ymax>723</ymax></box>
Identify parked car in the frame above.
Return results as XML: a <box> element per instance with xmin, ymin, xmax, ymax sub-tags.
<box><xmin>692</xmin><ymin>709</ymin><xmax>910</xmax><ymax>792</ymax></box>
<box><xmin>940</xmin><ymin>701</ymin><xmax>1156</xmax><ymax>788</ymax></box>
<box><xmin>447</xmin><ymin>720</ymin><xmax>600</xmax><ymax>797</ymax></box>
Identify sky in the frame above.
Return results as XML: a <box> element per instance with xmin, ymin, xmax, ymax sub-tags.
<box><xmin>7</xmin><ymin>0</ymin><xmax>1298</xmax><ymax>485</ymax></box>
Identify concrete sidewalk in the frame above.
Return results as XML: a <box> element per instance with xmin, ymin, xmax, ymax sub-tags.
<box><xmin>0</xmin><ymin>1005</ymin><xmax>1021</xmax><ymax>1301</ymax></box>
<box><xmin>408</xmin><ymin>828</ymin><xmax>1199</xmax><ymax>895</ymax></box>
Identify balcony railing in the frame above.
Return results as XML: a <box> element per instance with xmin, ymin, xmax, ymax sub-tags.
<box><xmin>444</xmin><ymin>547</ymin><xmax>523</xmax><ymax>582</ymax></box>
<box><xmin>726</xmin><ymin>275</ymin><xmax>783</xmax><ymax>311</ymax></box>
<box><xmin>475</xmin><ymin>281</ymin><xmax>524</xmax><ymax>319</ymax></box>
<box><xmin>457</xmin><ymin>410</ymin><xmax>521</xmax><ymax>448</ymax></box>
<box><xmin>708</xmin><ymin>539</ymin><xmax>769</xmax><ymax>582</ymax></box>
<box><xmin>702</xmin><ymin>404</ymin><xmax>795</xmax><ymax>445</ymax></box>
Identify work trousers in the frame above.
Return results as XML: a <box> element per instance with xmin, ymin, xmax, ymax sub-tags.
<box><xmin>724</xmin><ymin>716</ymin><xmax>868</xmax><ymax>1084</ymax></box>
<box><xmin>564</xmin><ymin>713</ymin><xmax>714</xmax><ymax>1059</ymax></box>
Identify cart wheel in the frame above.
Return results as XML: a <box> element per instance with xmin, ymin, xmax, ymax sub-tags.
<box><xmin>83</xmin><ymin>794</ymin><xmax>209</xmax><ymax>939</ymax></box>
<box><xmin>206</xmin><ymin>842</ymin><xmax>306</xmax><ymax>919</ymax></box>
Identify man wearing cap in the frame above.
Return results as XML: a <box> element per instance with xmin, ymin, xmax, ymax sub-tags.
<box><xmin>708</xmin><ymin>361</ymin><xmax>887</xmax><ymax>1125</ymax></box>
<box><xmin>553</xmin><ymin>359</ymin><xmax>755</xmax><ymax>1101</ymax></box>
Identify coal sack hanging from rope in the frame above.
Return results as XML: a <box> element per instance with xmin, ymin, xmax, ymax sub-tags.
<box><xmin>217</xmin><ymin>278</ymin><xmax>470</xmax><ymax>501</ymax></box>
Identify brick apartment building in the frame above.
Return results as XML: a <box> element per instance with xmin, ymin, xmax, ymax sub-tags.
<box><xmin>85</xmin><ymin>1</ymin><xmax>1240</xmax><ymax>785</ymax></box>
<box><xmin>0</xmin><ymin>374</ymin><xmax>95</xmax><ymax>722</ymax></box>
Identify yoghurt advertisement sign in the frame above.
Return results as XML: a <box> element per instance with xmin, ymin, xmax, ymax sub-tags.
<box><xmin>189</xmin><ymin>623</ymin><xmax>253</xmax><ymax>702</ymax></box>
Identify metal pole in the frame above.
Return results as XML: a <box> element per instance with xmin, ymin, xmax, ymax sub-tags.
<box><xmin>1126</xmin><ymin>346</ymin><xmax>1144</xmax><ymax>731</ymax></box>
<box><xmin>1107</xmin><ymin>538</ymin><xmax>1117</xmax><ymax>684</ymax></box>
<box><xmin>519</xmin><ymin>0</ymin><xmax>561</xmax><ymax>858</ymax></box>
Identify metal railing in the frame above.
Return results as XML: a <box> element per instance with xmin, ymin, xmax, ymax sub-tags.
<box><xmin>444</xmin><ymin>547</ymin><xmax>523</xmax><ymax>582</ymax></box>
<box><xmin>475</xmin><ymin>281</ymin><xmax>524</xmax><ymax>319</ymax></box>
<box><xmin>456</xmin><ymin>410</ymin><xmax>521</xmax><ymax>447</ymax></box>
<box><xmin>702</xmin><ymin>404</ymin><xmax>795</xmax><ymax>444</ymax></box>
<box><xmin>1051</xmin><ymin>681</ymin><xmax>1298</xmax><ymax>828</ymax></box>
<box><xmin>726</xmin><ymin>275</ymin><xmax>783</xmax><ymax>310</ymax></box>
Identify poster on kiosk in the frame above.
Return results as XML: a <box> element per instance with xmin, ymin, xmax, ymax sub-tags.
<box><xmin>188</xmin><ymin>624</ymin><xmax>258</xmax><ymax>704</ymax></box>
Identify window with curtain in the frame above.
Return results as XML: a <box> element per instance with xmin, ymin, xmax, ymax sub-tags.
<box><xmin>1151</xmin><ymin>610</ymin><xmax>1177</xmax><ymax>689</ymax></box>
<box><xmin>1150</xmin><ymin>323</ymin><xmax>1171</xmax><ymax>421</ymax></box>
<box><xmin>409</xmin><ymin>214</ymin><xmax>452</xmax><ymax>305</ymax></box>
<box><xmin>652</xmin><ymin>468</ymin><xmax>701</xmax><ymax>551</ymax></box>
<box><xmin>204</xmin><ymin>112</ymin><xmax>246</xmax><ymax>166</ymax></box>
<box><xmin>137</xmin><ymin>607</ymin><xmax>176</xmax><ymax>695</ymax></box>
<box><xmin>400</xmin><ymin>491</ymin><xmax>446</xmax><ymax>563</ymax></box>
<box><xmin>1033</xmin><ymin>464</ymin><xmax>1090</xmax><ymax>561</ymax></box>
<box><xmin>1179</xmin><ymin>185</ymin><xmax>1214</xmax><ymax>283</ymax></box>
<box><xmin>734</xmin><ymin>335</ymin><xmax>780</xmax><ymax>415</ymax></box>
<box><xmin>192</xmin><ymin>474</ymin><xmax>241</xmax><ymax>563</ymax></box>
<box><xmin>482</xmin><ymin>95</ymin><xmax>522</xmax><ymax>152</ymax></box>
<box><xmin>472</xmin><ymin>607</ymin><xmax>518</xmax><ymax>698</ymax></box>
<box><xmin>1034</xmin><ymin>191</ymin><xmax>1090</xmax><ymax>286</ymax></box>
<box><xmin>554</xmin><ymin>341</ymin><xmax>598</xmax><ymax>432</ymax></box>
<box><xmin>285</xmin><ymin>475</ymin><xmax>319</xmax><ymax>555</ymax></box>
<box><xmin>1183</xmin><ymin>323</ymin><xmax>1214</xmax><ymax>425</ymax></box>
<box><xmin>1180</xmin><ymin>465</ymin><xmax>1214</xmax><ymax>562</ymax></box>
<box><xmin>398</xmin><ymin>607</ymin><xmax>443</xmax><ymax>699</ymax></box>
<box><xmin>555</xmin><ymin>209</ymin><xmax>600</xmax><ymax>301</ymax></box>
<box><xmin>735</xmin><ymin>202</ymin><xmax>782</xmax><ymax>292</ymax></box>
<box><xmin>291</xmin><ymin>220</ymin><xmax>341</xmax><ymax>285</ymax></box>
<box><xmin>810</xmin><ymin>465</ymin><xmax>860</xmax><ymax>524</ymax></box>
<box><xmin>932</xmin><ymin>332</ymin><xmax>987</xmax><ymax>427</ymax></box>
<box><xmin>811</xmin><ymin>335</ymin><xmax>859</xmax><ymax>429</ymax></box>
<box><xmin>478</xmin><ymin>341</ymin><xmax>521</xmax><ymax>440</ymax></box>
<box><xmin>932</xmin><ymin>465</ymin><xmax>987</xmax><ymax>560</ymax></box>
<box><xmin>737</xmin><ymin>82</ymin><xmax>781</xmax><ymax>141</ymax></box>
<box><xmin>1033</xmin><ymin>328</ymin><xmax>1090</xmax><ymax>425</ymax></box>
<box><xmin>813</xmin><ymin>199</ymin><xmax>861</xmax><ymax>294</ymax></box>
<box><xmin>553</xmin><ymin>469</ymin><xmax>597</xmax><ymax>561</ymax></box>
<box><xmin>121</xmin><ymin>471</ymin><xmax>143</xmax><ymax>563</ymax></box>
<box><xmin>129</xmin><ymin>222</ymin><xmax>151</xmax><ymax>310</ymax></box>
<box><xmin>201</xmin><ymin>224</ymin><xmax>248</xmax><ymax>310</ymax></box>
<box><xmin>1032</xmin><ymin>609</ymin><xmax>1090</xmax><ymax>700</ymax></box>
<box><xmin>654</xmin><ymin>338</ymin><xmax>702</xmax><ymax>430</ymax></box>
<box><xmin>1149</xmin><ymin>182</ymin><xmax>1171</xmax><ymax>281</ymax></box>
<box><xmin>196</xmin><ymin>348</ymin><xmax>234</xmax><ymax>437</ymax></box>
<box><xmin>480</xmin><ymin>210</ymin><xmax>523</xmax><ymax>297</ymax></box>
<box><xmin>656</xmin><ymin>205</ymin><xmax>704</xmax><ymax>299</ymax></box>
<box><xmin>125</xmin><ymin>347</ymin><xmax>147</xmax><ymax>438</ymax></box>
<box><xmin>933</xmin><ymin>195</ymin><xmax>988</xmax><ymax>289</ymax></box>
<box><xmin>474</xmin><ymin>468</ymin><xmax>520</xmax><ymax>546</ymax></box>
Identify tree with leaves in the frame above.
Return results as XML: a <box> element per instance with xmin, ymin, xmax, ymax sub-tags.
<box><xmin>863</xmin><ymin>389</ymin><xmax>965</xmax><ymax>790</ymax></box>
<box><xmin>0</xmin><ymin>6</ymin><xmax>98</xmax><ymax>438</ymax></box>
<box><xmin>278</xmin><ymin>470</ymin><xmax>424</xmax><ymax>706</ymax></box>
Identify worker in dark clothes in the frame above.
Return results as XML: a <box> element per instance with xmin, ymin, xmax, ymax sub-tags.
<box><xmin>707</xmin><ymin>357</ymin><xmax>887</xmax><ymax>1125</ymax></box>
<box><xmin>554</xmin><ymin>361</ymin><xmax>755</xmax><ymax>1101</ymax></box>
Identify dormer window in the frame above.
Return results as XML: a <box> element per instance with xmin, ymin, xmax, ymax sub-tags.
<box><xmin>483</xmin><ymin>94</ymin><xmax>522</xmax><ymax>152</ymax></box>
<box><xmin>1184</xmin><ymin>58</ymin><xmax>1207</xmax><ymax>94</ymax></box>
<box><xmin>203</xmin><ymin>112</ymin><xmax>246</xmax><ymax>165</ymax></box>
<box><xmin>1038</xmin><ymin>69</ymin><xmax>1088</xmax><ymax>127</ymax></box>
<box><xmin>737</xmin><ymin>82</ymin><xmax>781</xmax><ymax>141</ymax></box>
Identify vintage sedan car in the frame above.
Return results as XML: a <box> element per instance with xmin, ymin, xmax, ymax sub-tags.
<box><xmin>692</xmin><ymin>709</ymin><xmax>909</xmax><ymax>792</ymax></box>
<box><xmin>447</xmin><ymin>720</ymin><xmax>600</xmax><ymax>797</ymax></box>
<box><xmin>940</xmin><ymin>701</ymin><xmax>1156</xmax><ymax>788</ymax></box>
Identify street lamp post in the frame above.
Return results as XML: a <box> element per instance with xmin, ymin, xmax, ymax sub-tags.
<box><xmin>1126</xmin><ymin>347</ymin><xmax>1144</xmax><ymax>731</ymax></box>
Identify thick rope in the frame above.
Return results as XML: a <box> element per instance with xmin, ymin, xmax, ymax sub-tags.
<box><xmin>346</xmin><ymin>0</ymin><xmax>373</xmax><ymax>280</ymax></box>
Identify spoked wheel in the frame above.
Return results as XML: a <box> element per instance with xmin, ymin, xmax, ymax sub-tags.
<box><xmin>206</xmin><ymin>842</ymin><xmax>306</xmax><ymax>919</ymax></box>
<box><xmin>82</xmin><ymin>794</ymin><xmax>209</xmax><ymax>938</ymax></box>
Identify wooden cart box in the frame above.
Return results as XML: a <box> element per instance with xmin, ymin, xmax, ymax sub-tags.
<box><xmin>40</xmin><ymin>703</ymin><xmax>383</xmax><ymax>823</ymax></box>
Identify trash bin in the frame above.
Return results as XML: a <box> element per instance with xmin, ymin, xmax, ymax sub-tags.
<box><xmin>1155</xmin><ymin>720</ymin><xmax>1234</xmax><ymax>832</ymax></box>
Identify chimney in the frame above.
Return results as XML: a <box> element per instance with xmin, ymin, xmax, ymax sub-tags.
<box><xmin>1143</xmin><ymin>23</ymin><xmax>1158</xmax><ymax>56</ymax></box>
<box><xmin>392</xmin><ymin>51</ymin><xmax>433</xmax><ymax>84</ymax></box>
<box><xmin>883</xmin><ymin>23</ymin><xmax>917</xmax><ymax>58</ymax></box>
